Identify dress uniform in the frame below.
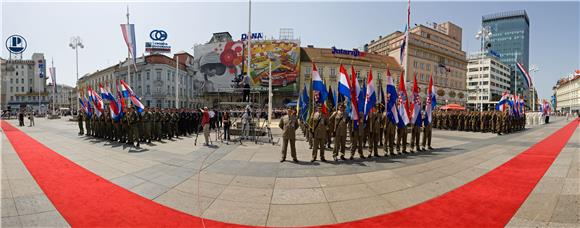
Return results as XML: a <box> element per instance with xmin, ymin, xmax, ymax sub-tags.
<box><xmin>310</xmin><ymin>106</ymin><xmax>327</xmax><ymax>162</ymax></box>
<box><xmin>350</xmin><ymin>112</ymin><xmax>365</xmax><ymax>159</ymax></box>
<box><xmin>422</xmin><ymin>111</ymin><xmax>433</xmax><ymax>150</ymax></box>
<box><xmin>142</xmin><ymin>108</ymin><xmax>152</xmax><ymax>143</ymax></box>
<box><xmin>384</xmin><ymin>111</ymin><xmax>397</xmax><ymax>156</ymax></box>
<box><xmin>279</xmin><ymin>108</ymin><xmax>298</xmax><ymax>162</ymax></box>
<box><xmin>77</xmin><ymin>111</ymin><xmax>84</xmax><ymax>135</ymax></box>
<box><xmin>331</xmin><ymin>105</ymin><xmax>348</xmax><ymax>161</ymax></box>
<box><xmin>369</xmin><ymin>110</ymin><xmax>382</xmax><ymax>157</ymax></box>
<box><xmin>410</xmin><ymin>111</ymin><xmax>422</xmax><ymax>153</ymax></box>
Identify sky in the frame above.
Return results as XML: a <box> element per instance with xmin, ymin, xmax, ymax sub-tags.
<box><xmin>2</xmin><ymin>0</ymin><xmax>579</xmax><ymax>99</ymax></box>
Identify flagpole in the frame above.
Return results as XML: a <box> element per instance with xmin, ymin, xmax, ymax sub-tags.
<box><xmin>52</xmin><ymin>59</ymin><xmax>55</xmax><ymax>115</ymax></box>
<box><xmin>268</xmin><ymin>60</ymin><xmax>272</xmax><ymax>125</ymax></box>
<box><xmin>246</xmin><ymin>0</ymin><xmax>252</xmax><ymax>103</ymax></box>
<box><xmin>403</xmin><ymin>0</ymin><xmax>411</xmax><ymax>86</ymax></box>
<box><xmin>126</xmin><ymin>6</ymin><xmax>132</xmax><ymax>107</ymax></box>
<box><xmin>514</xmin><ymin>52</ymin><xmax>518</xmax><ymax>103</ymax></box>
<box><xmin>176</xmin><ymin>55</ymin><xmax>179</xmax><ymax>109</ymax></box>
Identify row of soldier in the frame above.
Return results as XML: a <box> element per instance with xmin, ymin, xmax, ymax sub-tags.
<box><xmin>432</xmin><ymin>110</ymin><xmax>526</xmax><ymax>135</ymax></box>
<box><xmin>286</xmin><ymin>102</ymin><xmax>434</xmax><ymax>163</ymax></box>
<box><xmin>77</xmin><ymin>107</ymin><xmax>209</xmax><ymax>147</ymax></box>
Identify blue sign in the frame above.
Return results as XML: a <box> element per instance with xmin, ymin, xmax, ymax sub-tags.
<box><xmin>6</xmin><ymin>35</ymin><xmax>27</xmax><ymax>54</ymax></box>
<box><xmin>241</xmin><ymin>33</ymin><xmax>263</xmax><ymax>41</ymax></box>
<box><xmin>489</xmin><ymin>50</ymin><xmax>501</xmax><ymax>58</ymax></box>
<box><xmin>331</xmin><ymin>47</ymin><xmax>366</xmax><ymax>57</ymax></box>
<box><xmin>149</xmin><ymin>30</ymin><xmax>168</xmax><ymax>41</ymax></box>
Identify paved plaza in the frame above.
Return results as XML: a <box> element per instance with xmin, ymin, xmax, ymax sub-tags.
<box><xmin>1</xmin><ymin>117</ymin><xmax>579</xmax><ymax>227</ymax></box>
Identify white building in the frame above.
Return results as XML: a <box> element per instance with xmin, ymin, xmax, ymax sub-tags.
<box><xmin>47</xmin><ymin>84</ymin><xmax>75</xmax><ymax>111</ymax></box>
<box><xmin>554</xmin><ymin>70</ymin><xmax>580</xmax><ymax>114</ymax></box>
<box><xmin>77</xmin><ymin>52</ymin><xmax>200</xmax><ymax>109</ymax></box>
<box><xmin>1</xmin><ymin>53</ymin><xmax>49</xmax><ymax>113</ymax></box>
<box><xmin>466</xmin><ymin>52</ymin><xmax>511</xmax><ymax>110</ymax></box>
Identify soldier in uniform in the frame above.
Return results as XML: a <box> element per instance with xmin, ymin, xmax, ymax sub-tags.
<box><xmin>369</xmin><ymin>108</ymin><xmax>382</xmax><ymax>157</ymax></box>
<box><xmin>122</xmin><ymin>108</ymin><xmax>129</xmax><ymax>143</ymax></box>
<box><xmin>279</xmin><ymin>107</ymin><xmax>298</xmax><ymax>162</ymax></box>
<box><xmin>172</xmin><ymin>109</ymin><xmax>180</xmax><ymax>139</ymax></box>
<box><xmin>310</xmin><ymin>106</ymin><xmax>327</xmax><ymax>162</ymax></box>
<box><xmin>77</xmin><ymin>109</ymin><xmax>84</xmax><ymax>135</ymax></box>
<box><xmin>127</xmin><ymin>107</ymin><xmax>140</xmax><ymax>147</ymax></box>
<box><xmin>396</xmin><ymin>100</ymin><xmax>408</xmax><ymax>153</ymax></box>
<box><xmin>142</xmin><ymin>107</ymin><xmax>153</xmax><ymax>143</ymax></box>
<box><xmin>422</xmin><ymin>111</ymin><xmax>433</xmax><ymax>150</ymax></box>
<box><xmin>104</xmin><ymin>110</ymin><xmax>112</xmax><ymax>140</ymax></box>
<box><xmin>410</xmin><ymin>110</ymin><xmax>422</xmax><ymax>153</ymax></box>
<box><xmin>384</xmin><ymin>106</ymin><xmax>397</xmax><ymax>156</ymax></box>
<box><xmin>349</xmin><ymin>112</ymin><xmax>365</xmax><ymax>159</ymax></box>
<box><xmin>331</xmin><ymin>104</ymin><xmax>348</xmax><ymax>161</ymax></box>
<box><xmin>326</xmin><ymin>109</ymin><xmax>335</xmax><ymax>149</ymax></box>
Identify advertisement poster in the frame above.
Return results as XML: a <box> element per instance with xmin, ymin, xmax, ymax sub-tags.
<box><xmin>192</xmin><ymin>41</ymin><xmax>245</xmax><ymax>93</ymax></box>
<box><xmin>244</xmin><ymin>40</ymin><xmax>300</xmax><ymax>93</ymax></box>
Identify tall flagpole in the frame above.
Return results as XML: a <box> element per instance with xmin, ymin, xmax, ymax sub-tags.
<box><xmin>126</xmin><ymin>6</ymin><xmax>132</xmax><ymax>106</ymax></box>
<box><xmin>52</xmin><ymin>58</ymin><xmax>55</xmax><ymax>115</ymax></box>
<box><xmin>176</xmin><ymin>55</ymin><xmax>179</xmax><ymax>109</ymax></box>
<box><xmin>403</xmin><ymin>0</ymin><xmax>411</xmax><ymax>85</ymax></box>
<box><xmin>246</xmin><ymin>0</ymin><xmax>252</xmax><ymax>104</ymax></box>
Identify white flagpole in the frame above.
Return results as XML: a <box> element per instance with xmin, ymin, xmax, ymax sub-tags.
<box><xmin>268</xmin><ymin>61</ymin><xmax>272</xmax><ymax>124</ymax></box>
<box><xmin>403</xmin><ymin>0</ymin><xmax>411</xmax><ymax>85</ymax></box>
<box><xmin>176</xmin><ymin>55</ymin><xmax>179</xmax><ymax>109</ymax></box>
<box><xmin>246</xmin><ymin>0</ymin><xmax>252</xmax><ymax>103</ymax></box>
<box><xmin>52</xmin><ymin>59</ymin><xmax>55</xmax><ymax>115</ymax></box>
<box><xmin>126</xmin><ymin>6</ymin><xmax>132</xmax><ymax>106</ymax></box>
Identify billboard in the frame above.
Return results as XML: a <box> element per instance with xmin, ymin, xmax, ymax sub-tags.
<box><xmin>192</xmin><ymin>41</ymin><xmax>245</xmax><ymax>93</ymax></box>
<box><xmin>244</xmin><ymin>40</ymin><xmax>300</xmax><ymax>93</ymax></box>
<box><xmin>192</xmin><ymin>39</ymin><xmax>300</xmax><ymax>94</ymax></box>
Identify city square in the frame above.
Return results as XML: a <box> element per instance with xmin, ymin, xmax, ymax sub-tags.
<box><xmin>1</xmin><ymin>0</ymin><xmax>580</xmax><ymax>227</ymax></box>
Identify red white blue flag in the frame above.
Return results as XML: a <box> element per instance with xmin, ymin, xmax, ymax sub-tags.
<box><xmin>121</xmin><ymin>23</ymin><xmax>137</xmax><ymax>69</ymax></box>
<box><xmin>516</xmin><ymin>62</ymin><xmax>532</xmax><ymax>88</ymax></box>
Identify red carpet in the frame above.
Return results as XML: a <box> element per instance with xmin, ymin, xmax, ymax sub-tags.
<box><xmin>1</xmin><ymin>119</ymin><xmax>578</xmax><ymax>227</ymax></box>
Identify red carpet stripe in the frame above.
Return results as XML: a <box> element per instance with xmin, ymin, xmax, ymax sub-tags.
<box><xmin>323</xmin><ymin>119</ymin><xmax>579</xmax><ymax>228</ymax></box>
<box><xmin>1</xmin><ymin>119</ymin><xmax>578</xmax><ymax>228</ymax></box>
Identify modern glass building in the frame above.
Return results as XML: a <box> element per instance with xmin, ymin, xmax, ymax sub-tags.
<box><xmin>482</xmin><ymin>10</ymin><xmax>530</xmax><ymax>98</ymax></box>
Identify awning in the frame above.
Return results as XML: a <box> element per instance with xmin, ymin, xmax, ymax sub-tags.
<box><xmin>440</xmin><ymin>103</ymin><xmax>466</xmax><ymax>111</ymax></box>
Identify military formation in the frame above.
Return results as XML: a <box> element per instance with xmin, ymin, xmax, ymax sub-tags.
<box><xmin>281</xmin><ymin>104</ymin><xmax>528</xmax><ymax>163</ymax></box>
<box><xmin>287</xmin><ymin>103</ymin><xmax>434</xmax><ymax>163</ymax></box>
<box><xmin>432</xmin><ymin>110</ymin><xmax>526</xmax><ymax>135</ymax></box>
<box><xmin>77</xmin><ymin>107</ymin><xmax>204</xmax><ymax>147</ymax></box>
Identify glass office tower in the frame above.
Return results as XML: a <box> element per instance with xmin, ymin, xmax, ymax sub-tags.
<box><xmin>482</xmin><ymin>10</ymin><xmax>530</xmax><ymax>98</ymax></box>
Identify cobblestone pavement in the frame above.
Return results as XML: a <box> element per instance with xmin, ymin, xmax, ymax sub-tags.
<box><xmin>1</xmin><ymin>117</ymin><xmax>578</xmax><ymax>227</ymax></box>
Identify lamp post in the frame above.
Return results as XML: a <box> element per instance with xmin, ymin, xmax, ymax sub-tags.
<box><xmin>529</xmin><ymin>64</ymin><xmax>539</xmax><ymax>112</ymax></box>
<box><xmin>69</xmin><ymin>36</ymin><xmax>84</xmax><ymax>114</ymax></box>
<box><xmin>475</xmin><ymin>26</ymin><xmax>492</xmax><ymax>112</ymax></box>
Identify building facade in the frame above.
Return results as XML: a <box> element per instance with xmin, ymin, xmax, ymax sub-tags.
<box><xmin>1</xmin><ymin>53</ymin><xmax>49</xmax><ymax>113</ymax></box>
<box><xmin>365</xmin><ymin>22</ymin><xmax>468</xmax><ymax>105</ymax></box>
<box><xmin>553</xmin><ymin>70</ymin><xmax>580</xmax><ymax>114</ymax></box>
<box><xmin>466</xmin><ymin>53</ymin><xmax>512</xmax><ymax>110</ymax></box>
<box><xmin>482</xmin><ymin>10</ymin><xmax>530</xmax><ymax>98</ymax></box>
<box><xmin>299</xmin><ymin>46</ymin><xmax>402</xmax><ymax>102</ymax></box>
<box><xmin>47</xmin><ymin>84</ymin><xmax>75</xmax><ymax>111</ymax></box>
<box><xmin>77</xmin><ymin>52</ymin><xmax>200</xmax><ymax>109</ymax></box>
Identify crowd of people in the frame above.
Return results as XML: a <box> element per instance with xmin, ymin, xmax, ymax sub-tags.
<box><xmin>432</xmin><ymin>110</ymin><xmax>526</xmax><ymax>135</ymax></box>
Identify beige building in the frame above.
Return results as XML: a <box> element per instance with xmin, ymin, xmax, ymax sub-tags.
<box><xmin>466</xmin><ymin>52</ymin><xmax>512</xmax><ymax>111</ymax></box>
<box><xmin>47</xmin><ymin>84</ymin><xmax>75</xmax><ymax>111</ymax></box>
<box><xmin>299</xmin><ymin>46</ymin><xmax>402</xmax><ymax>103</ymax></box>
<box><xmin>554</xmin><ymin>70</ymin><xmax>580</xmax><ymax>113</ymax></box>
<box><xmin>365</xmin><ymin>22</ymin><xmax>468</xmax><ymax>105</ymax></box>
<box><xmin>1</xmin><ymin>53</ymin><xmax>49</xmax><ymax>113</ymax></box>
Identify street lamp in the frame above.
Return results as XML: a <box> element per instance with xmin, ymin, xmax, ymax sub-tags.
<box><xmin>475</xmin><ymin>26</ymin><xmax>492</xmax><ymax>112</ymax></box>
<box><xmin>69</xmin><ymin>36</ymin><xmax>84</xmax><ymax>114</ymax></box>
<box><xmin>529</xmin><ymin>64</ymin><xmax>539</xmax><ymax>112</ymax></box>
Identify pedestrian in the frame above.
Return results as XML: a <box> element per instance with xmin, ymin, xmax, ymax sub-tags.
<box><xmin>28</xmin><ymin>112</ymin><xmax>35</xmax><ymax>127</ymax></box>
<box><xmin>279</xmin><ymin>107</ymin><xmax>298</xmax><ymax>162</ymax></box>
<box><xmin>242</xmin><ymin>107</ymin><xmax>251</xmax><ymax>140</ymax></box>
<box><xmin>18</xmin><ymin>111</ymin><xmax>24</xmax><ymax>127</ymax></box>
<box><xmin>201</xmin><ymin>107</ymin><xmax>211</xmax><ymax>146</ymax></box>
<box><xmin>223</xmin><ymin>111</ymin><xmax>231</xmax><ymax>141</ymax></box>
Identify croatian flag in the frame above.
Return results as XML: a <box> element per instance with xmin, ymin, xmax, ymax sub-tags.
<box><xmin>104</xmin><ymin>85</ymin><xmax>122</xmax><ymax>122</ymax></box>
<box><xmin>311</xmin><ymin>63</ymin><xmax>328</xmax><ymax>104</ymax></box>
<box><xmin>120</xmin><ymin>23</ymin><xmax>137</xmax><ymax>69</ymax></box>
<box><xmin>78</xmin><ymin>93</ymin><xmax>87</xmax><ymax>113</ymax></box>
<box><xmin>410</xmin><ymin>73</ymin><xmax>422</xmax><ymax>126</ymax></box>
<box><xmin>425</xmin><ymin>74</ymin><xmax>436</xmax><ymax>124</ymax></box>
<box><xmin>350</xmin><ymin>66</ymin><xmax>361</xmax><ymax>121</ymax></box>
<box><xmin>514</xmin><ymin>95</ymin><xmax>520</xmax><ymax>116</ymax></box>
<box><xmin>496</xmin><ymin>92</ymin><xmax>510</xmax><ymax>111</ymax></box>
<box><xmin>89</xmin><ymin>87</ymin><xmax>104</xmax><ymax>117</ymax></box>
<box><xmin>397</xmin><ymin>71</ymin><xmax>410</xmax><ymax>127</ymax></box>
<box><xmin>517</xmin><ymin>62</ymin><xmax>532</xmax><ymax>88</ymax></box>
<box><xmin>364</xmin><ymin>68</ymin><xmax>377</xmax><ymax>119</ymax></box>
<box><xmin>84</xmin><ymin>94</ymin><xmax>93</xmax><ymax>119</ymax></box>
<box><xmin>130</xmin><ymin>94</ymin><xmax>145</xmax><ymax>114</ymax></box>
<box><xmin>337</xmin><ymin>64</ymin><xmax>351</xmax><ymax>99</ymax></box>
<box><xmin>116</xmin><ymin>80</ymin><xmax>127</xmax><ymax>109</ymax></box>
<box><xmin>99</xmin><ymin>83</ymin><xmax>112</xmax><ymax>100</ymax></box>
<box><xmin>358</xmin><ymin>82</ymin><xmax>366</xmax><ymax>117</ymax></box>
<box><xmin>119</xmin><ymin>79</ymin><xmax>135</xmax><ymax>98</ymax></box>
<box><xmin>385</xmin><ymin>69</ymin><xmax>399</xmax><ymax>125</ymax></box>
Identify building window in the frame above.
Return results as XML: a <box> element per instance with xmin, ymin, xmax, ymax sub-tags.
<box><xmin>146</xmin><ymin>71</ymin><xmax>150</xmax><ymax>80</ymax></box>
<box><xmin>414</xmin><ymin>61</ymin><xmax>418</xmax><ymax>68</ymax></box>
<box><xmin>146</xmin><ymin>85</ymin><xmax>150</xmax><ymax>94</ymax></box>
<box><xmin>330</xmin><ymin>68</ymin><xmax>336</xmax><ymax>77</ymax></box>
<box><xmin>138</xmin><ymin>73</ymin><xmax>141</xmax><ymax>81</ymax></box>
<box><xmin>21</xmin><ymin>87</ymin><xmax>24</xmax><ymax>92</ymax></box>
<box><xmin>319</xmin><ymin>67</ymin><xmax>324</xmax><ymax>77</ymax></box>
<box><xmin>157</xmin><ymin>71</ymin><xmax>161</xmax><ymax>81</ymax></box>
<box><xmin>426</xmin><ymin>64</ymin><xmax>430</xmax><ymax>71</ymax></box>
<box><xmin>29</xmin><ymin>79</ymin><xmax>32</xmax><ymax>84</ymax></box>
<box><xmin>10</xmin><ymin>87</ymin><xmax>13</xmax><ymax>92</ymax></box>
<box><xmin>167</xmin><ymin>71</ymin><xmax>171</xmax><ymax>81</ymax></box>
<box><xmin>10</xmin><ymin>96</ymin><xmax>13</xmax><ymax>101</ymax></box>
<box><xmin>21</xmin><ymin>78</ymin><xmax>24</xmax><ymax>83</ymax></box>
<box><xmin>16</xmin><ymin>71</ymin><xmax>18</xmax><ymax>76</ymax></box>
<box><xmin>15</xmin><ymin>87</ymin><xmax>18</xmax><ymax>92</ymax></box>
<box><xmin>10</xmin><ymin>78</ymin><xmax>13</xmax><ymax>84</ymax></box>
